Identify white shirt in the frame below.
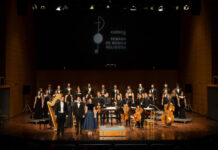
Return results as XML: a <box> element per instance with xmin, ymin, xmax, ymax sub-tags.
<box><xmin>60</xmin><ymin>102</ymin><xmax>64</xmax><ymax>113</ymax></box>
<box><xmin>77</xmin><ymin>102</ymin><xmax>80</xmax><ymax>108</ymax></box>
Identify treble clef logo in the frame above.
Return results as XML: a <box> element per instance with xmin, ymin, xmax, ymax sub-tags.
<box><xmin>93</xmin><ymin>16</ymin><xmax>105</xmax><ymax>54</ymax></box>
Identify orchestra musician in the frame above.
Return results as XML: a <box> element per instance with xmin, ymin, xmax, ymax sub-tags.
<box><xmin>148</xmin><ymin>89</ymin><xmax>155</xmax><ymax>105</ymax></box>
<box><xmin>94</xmin><ymin>91</ymin><xmax>103</xmax><ymax>124</ymax></box>
<box><xmin>162</xmin><ymin>89</ymin><xmax>169</xmax><ymax>107</ymax></box>
<box><xmin>150</xmin><ymin>84</ymin><xmax>157</xmax><ymax>103</ymax></box>
<box><xmin>102</xmin><ymin>92</ymin><xmax>111</xmax><ymax>124</ymax></box>
<box><xmin>171</xmin><ymin>90</ymin><xmax>180</xmax><ymax>118</ymax></box>
<box><xmin>111</xmin><ymin>84</ymin><xmax>119</xmax><ymax>100</ymax></box>
<box><xmin>126</xmin><ymin>89</ymin><xmax>134</xmax><ymax>106</ymax></box>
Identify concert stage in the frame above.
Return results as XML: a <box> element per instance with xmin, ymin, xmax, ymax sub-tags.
<box><xmin>0</xmin><ymin>112</ymin><xmax>218</xmax><ymax>150</ymax></box>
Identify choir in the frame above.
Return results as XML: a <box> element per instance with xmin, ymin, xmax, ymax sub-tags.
<box><xmin>33</xmin><ymin>83</ymin><xmax>187</xmax><ymax>135</ymax></box>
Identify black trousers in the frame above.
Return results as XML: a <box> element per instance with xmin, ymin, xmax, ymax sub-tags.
<box><xmin>116</xmin><ymin>111</ymin><xmax>121</xmax><ymax>124</ymax></box>
<box><xmin>57</xmin><ymin>113</ymin><xmax>65</xmax><ymax>135</ymax></box>
<box><xmin>76</xmin><ymin>117</ymin><xmax>83</xmax><ymax>134</ymax></box>
<box><xmin>97</xmin><ymin>112</ymin><xmax>103</xmax><ymax>125</ymax></box>
<box><xmin>103</xmin><ymin>111</ymin><xmax>109</xmax><ymax>124</ymax></box>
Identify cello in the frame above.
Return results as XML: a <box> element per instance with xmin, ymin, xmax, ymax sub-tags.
<box><xmin>133</xmin><ymin>106</ymin><xmax>143</xmax><ymax>122</ymax></box>
<box><xmin>161</xmin><ymin>100</ymin><xmax>175</xmax><ymax>126</ymax></box>
<box><xmin>121</xmin><ymin>104</ymin><xmax>130</xmax><ymax>120</ymax></box>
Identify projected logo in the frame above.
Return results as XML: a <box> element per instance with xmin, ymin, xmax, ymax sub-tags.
<box><xmin>93</xmin><ymin>16</ymin><xmax>105</xmax><ymax>54</ymax></box>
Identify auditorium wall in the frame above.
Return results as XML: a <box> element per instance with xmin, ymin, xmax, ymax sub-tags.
<box><xmin>179</xmin><ymin>0</ymin><xmax>212</xmax><ymax>115</ymax></box>
<box><xmin>4</xmin><ymin>0</ymin><xmax>35</xmax><ymax>117</ymax></box>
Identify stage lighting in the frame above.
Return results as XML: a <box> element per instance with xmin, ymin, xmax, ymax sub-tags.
<box><xmin>150</xmin><ymin>6</ymin><xmax>154</xmax><ymax>11</ymax></box>
<box><xmin>158</xmin><ymin>5</ymin><xmax>164</xmax><ymax>12</ymax></box>
<box><xmin>56</xmin><ymin>6</ymin><xmax>62</xmax><ymax>11</ymax></box>
<box><xmin>32</xmin><ymin>4</ymin><xmax>38</xmax><ymax>10</ymax></box>
<box><xmin>106</xmin><ymin>5</ymin><xmax>110</xmax><ymax>9</ymax></box>
<box><xmin>183</xmin><ymin>5</ymin><xmax>190</xmax><ymax>11</ymax></box>
<box><xmin>130</xmin><ymin>5</ymin><xmax>137</xmax><ymax>11</ymax></box>
<box><xmin>175</xmin><ymin>6</ymin><xmax>179</xmax><ymax>10</ymax></box>
<box><xmin>89</xmin><ymin>4</ymin><xmax>95</xmax><ymax>10</ymax></box>
<box><xmin>40</xmin><ymin>5</ymin><xmax>46</xmax><ymax>10</ymax></box>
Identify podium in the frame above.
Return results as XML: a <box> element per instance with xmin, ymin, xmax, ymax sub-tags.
<box><xmin>99</xmin><ymin>126</ymin><xmax>126</xmax><ymax>137</ymax></box>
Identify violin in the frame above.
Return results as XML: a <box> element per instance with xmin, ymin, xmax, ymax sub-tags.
<box><xmin>96</xmin><ymin>103</ymin><xmax>101</xmax><ymax>113</ymax></box>
<box><xmin>121</xmin><ymin>105</ymin><xmax>130</xmax><ymax>120</ymax></box>
<box><xmin>133</xmin><ymin>106</ymin><xmax>143</xmax><ymax>122</ymax></box>
<box><xmin>161</xmin><ymin>102</ymin><xmax>175</xmax><ymax>125</ymax></box>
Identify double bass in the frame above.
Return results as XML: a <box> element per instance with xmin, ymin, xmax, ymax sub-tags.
<box><xmin>121</xmin><ymin>104</ymin><xmax>130</xmax><ymax>120</ymax></box>
<box><xmin>161</xmin><ymin>101</ymin><xmax>175</xmax><ymax>126</ymax></box>
<box><xmin>133</xmin><ymin>106</ymin><xmax>143</xmax><ymax>122</ymax></box>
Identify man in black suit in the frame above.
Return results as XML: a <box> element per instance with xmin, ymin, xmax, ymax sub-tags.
<box><xmin>65</xmin><ymin>83</ymin><xmax>72</xmax><ymax>95</ymax></box>
<box><xmin>103</xmin><ymin>92</ymin><xmax>111</xmax><ymax>124</ymax></box>
<box><xmin>174</xmin><ymin>83</ymin><xmax>182</xmax><ymax>96</ymax></box>
<box><xmin>111</xmin><ymin>84</ymin><xmax>118</xmax><ymax>99</ymax></box>
<box><xmin>47</xmin><ymin>84</ymin><xmax>54</xmax><ymax>96</ymax></box>
<box><xmin>73</xmin><ymin>97</ymin><xmax>85</xmax><ymax>135</ymax></box>
<box><xmin>150</xmin><ymin>84</ymin><xmax>157</xmax><ymax>103</ymax></box>
<box><xmin>85</xmin><ymin>83</ymin><xmax>94</xmax><ymax>95</ymax></box>
<box><xmin>162</xmin><ymin>83</ymin><xmax>170</xmax><ymax>95</ymax></box>
<box><xmin>55</xmin><ymin>97</ymin><xmax>68</xmax><ymax>136</ymax></box>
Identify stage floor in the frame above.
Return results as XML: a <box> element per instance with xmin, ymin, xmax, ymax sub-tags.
<box><xmin>0</xmin><ymin>112</ymin><xmax>218</xmax><ymax>142</ymax></box>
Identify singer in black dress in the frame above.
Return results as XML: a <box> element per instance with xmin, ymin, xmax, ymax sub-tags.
<box><xmin>33</xmin><ymin>91</ymin><xmax>43</xmax><ymax>119</ymax></box>
<box><xmin>83</xmin><ymin>99</ymin><xmax>98</xmax><ymax>130</ymax></box>
<box><xmin>43</xmin><ymin>90</ymin><xmax>50</xmax><ymax>118</ymax></box>
<box><xmin>65</xmin><ymin>91</ymin><xmax>73</xmax><ymax>128</ymax></box>
<box><xmin>179</xmin><ymin>91</ymin><xmax>187</xmax><ymax>118</ymax></box>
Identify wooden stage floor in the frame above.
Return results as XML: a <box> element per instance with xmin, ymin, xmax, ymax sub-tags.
<box><xmin>1</xmin><ymin>112</ymin><xmax>218</xmax><ymax>143</ymax></box>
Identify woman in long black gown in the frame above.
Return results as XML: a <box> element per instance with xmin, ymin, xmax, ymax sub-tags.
<box><xmin>43</xmin><ymin>90</ymin><xmax>50</xmax><ymax>118</ymax></box>
<box><xmin>75</xmin><ymin>86</ymin><xmax>83</xmax><ymax>99</ymax></box>
<box><xmin>33</xmin><ymin>91</ymin><xmax>43</xmax><ymax>119</ymax></box>
<box><xmin>161</xmin><ymin>89</ymin><xmax>169</xmax><ymax>107</ymax></box>
<box><xmin>65</xmin><ymin>91</ymin><xmax>73</xmax><ymax>128</ymax></box>
<box><xmin>171</xmin><ymin>90</ymin><xmax>179</xmax><ymax>118</ymax></box>
<box><xmin>178</xmin><ymin>91</ymin><xmax>187</xmax><ymax>118</ymax></box>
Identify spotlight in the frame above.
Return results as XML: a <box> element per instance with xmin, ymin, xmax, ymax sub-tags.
<box><xmin>32</xmin><ymin>4</ymin><xmax>38</xmax><ymax>10</ymax></box>
<box><xmin>40</xmin><ymin>5</ymin><xmax>46</xmax><ymax>10</ymax></box>
<box><xmin>175</xmin><ymin>6</ymin><xmax>179</xmax><ymax>10</ymax></box>
<box><xmin>130</xmin><ymin>5</ymin><xmax>137</xmax><ymax>11</ymax></box>
<box><xmin>158</xmin><ymin>5</ymin><xmax>164</xmax><ymax>12</ymax></box>
<box><xmin>183</xmin><ymin>5</ymin><xmax>189</xmax><ymax>11</ymax></box>
<box><xmin>56</xmin><ymin>6</ymin><xmax>62</xmax><ymax>11</ymax></box>
<box><xmin>106</xmin><ymin>5</ymin><xmax>110</xmax><ymax>9</ymax></box>
<box><xmin>89</xmin><ymin>4</ymin><xmax>95</xmax><ymax>10</ymax></box>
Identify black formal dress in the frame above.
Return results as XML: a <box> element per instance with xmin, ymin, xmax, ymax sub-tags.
<box><xmin>66</xmin><ymin>95</ymin><xmax>73</xmax><ymax>128</ymax></box>
<box><xmin>34</xmin><ymin>96</ymin><xmax>43</xmax><ymax>119</ymax></box>
<box><xmin>65</xmin><ymin>87</ymin><xmax>72</xmax><ymax>95</ymax></box>
<box><xmin>116</xmin><ymin>100</ymin><xmax>123</xmax><ymax>124</ymax></box>
<box><xmin>83</xmin><ymin>104</ymin><xmax>97</xmax><ymax>130</ymax></box>
<box><xmin>172</xmin><ymin>96</ymin><xmax>179</xmax><ymax>118</ymax></box>
<box><xmin>111</xmin><ymin>89</ymin><xmax>118</xmax><ymax>99</ymax></box>
<box><xmin>73</xmin><ymin>101</ymin><xmax>85</xmax><ymax>134</ymax></box>
<box><xmin>43</xmin><ymin>95</ymin><xmax>50</xmax><ymax>118</ymax></box>
<box><xmin>137</xmin><ymin>88</ymin><xmax>145</xmax><ymax>94</ymax></box>
<box><xmin>75</xmin><ymin>91</ymin><xmax>82</xmax><ymax>99</ymax></box>
<box><xmin>163</xmin><ymin>95</ymin><xmax>169</xmax><ymax>106</ymax></box>
<box><xmin>55</xmin><ymin>101</ymin><xmax>68</xmax><ymax>135</ymax></box>
<box><xmin>162</xmin><ymin>88</ymin><xmax>170</xmax><ymax>94</ymax></box>
<box><xmin>179</xmin><ymin>97</ymin><xmax>186</xmax><ymax>118</ymax></box>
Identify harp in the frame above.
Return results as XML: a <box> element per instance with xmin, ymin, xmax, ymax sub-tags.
<box><xmin>47</xmin><ymin>94</ymin><xmax>63</xmax><ymax>130</ymax></box>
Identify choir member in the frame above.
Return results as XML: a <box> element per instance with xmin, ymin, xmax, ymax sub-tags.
<box><xmin>94</xmin><ymin>91</ymin><xmax>103</xmax><ymax>124</ymax></box>
<box><xmin>65</xmin><ymin>91</ymin><xmax>73</xmax><ymax>128</ymax></box>
<box><xmin>143</xmin><ymin>93</ymin><xmax>152</xmax><ymax>108</ymax></box>
<box><xmin>150</xmin><ymin>84</ymin><xmax>157</xmax><ymax>102</ymax></box>
<box><xmin>39</xmin><ymin>88</ymin><xmax>44</xmax><ymax>97</ymax></box>
<box><xmin>178</xmin><ymin>91</ymin><xmax>187</xmax><ymax>118</ymax></box>
<box><xmin>100</xmin><ymin>84</ymin><xmax>107</xmax><ymax>95</ymax></box>
<box><xmin>126</xmin><ymin>89</ymin><xmax>134</xmax><ymax>106</ymax></box>
<box><xmin>135</xmin><ymin>94</ymin><xmax>142</xmax><ymax>107</ymax></box>
<box><xmin>111</xmin><ymin>84</ymin><xmax>118</xmax><ymax>99</ymax></box>
<box><xmin>174</xmin><ymin>83</ymin><xmax>182</xmax><ymax>96</ymax></box>
<box><xmin>114</xmin><ymin>89</ymin><xmax>122</xmax><ymax>106</ymax></box>
<box><xmin>83</xmin><ymin>98</ymin><xmax>98</xmax><ymax>132</ymax></box>
<box><xmin>43</xmin><ymin>89</ymin><xmax>50</xmax><ymax>118</ymax></box>
<box><xmin>33</xmin><ymin>91</ymin><xmax>43</xmax><ymax>119</ymax></box>
<box><xmin>73</xmin><ymin>97</ymin><xmax>85</xmax><ymax>135</ymax></box>
<box><xmin>85</xmin><ymin>90</ymin><xmax>93</xmax><ymax>101</ymax></box>
<box><xmin>148</xmin><ymin>89</ymin><xmax>155</xmax><ymax>105</ymax></box>
<box><xmin>75</xmin><ymin>85</ymin><xmax>83</xmax><ymax>99</ymax></box>
<box><xmin>47</xmin><ymin>84</ymin><xmax>54</xmax><ymax>96</ymax></box>
<box><xmin>56</xmin><ymin>85</ymin><xmax>62</xmax><ymax>94</ymax></box>
<box><xmin>126</xmin><ymin>85</ymin><xmax>132</xmax><ymax>93</ymax></box>
<box><xmin>171</xmin><ymin>90</ymin><xmax>180</xmax><ymax>118</ymax></box>
<box><xmin>85</xmin><ymin>83</ymin><xmax>94</xmax><ymax>95</ymax></box>
<box><xmin>55</xmin><ymin>97</ymin><xmax>68</xmax><ymax>136</ymax></box>
<box><xmin>162</xmin><ymin>83</ymin><xmax>170</xmax><ymax>95</ymax></box>
<box><xmin>161</xmin><ymin>89</ymin><xmax>169</xmax><ymax>107</ymax></box>
<box><xmin>65</xmin><ymin>83</ymin><xmax>72</xmax><ymax>95</ymax></box>
<box><xmin>137</xmin><ymin>83</ymin><xmax>145</xmax><ymax>94</ymax></box>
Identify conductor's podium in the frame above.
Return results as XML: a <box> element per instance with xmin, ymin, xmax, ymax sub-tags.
<box><xmin>99</xmin><ymin>126</ymin><xmax>126</xmax><ymax>137</ymax></box>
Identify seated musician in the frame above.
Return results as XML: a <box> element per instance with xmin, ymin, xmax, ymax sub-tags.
<box><xmin>134</xmin><ymin>105</ymin><xmax>143</xmax><ymax>128</ymax></box>
<box><xmin>137</xmin><ymin>83</ymin><xmax>145</xmax><ymax>94</ymax></box>
<box><xmin>94</xmin><ymin>92</ymin><xmax>103</xmax><ymax>124</ymax></box>
<box><xmin>102</xmin><ymin>92</ymin><xmax>111</xmax><ymax>124</ymax></box>
<box><xmin>115</xmin><ymin>95</ymin><xmax>123</xmax><ymax>124</ymax></box>
<box><xmin>143</xmin><ymin>93</ymin><xmax>152</xmax><ymax>119</ymax></box>
<box><xmin>134</xmin><ymin>94</ymin><xmax>142</xmax><ymax>107</ymax></box>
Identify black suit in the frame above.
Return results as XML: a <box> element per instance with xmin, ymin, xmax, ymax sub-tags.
<box><xmin>150</xmin><ymin>88</ymin><xmax>157</xmax><ymax>98</ymax></box>
<box><xmin>55</xmin><ymin>101</ymin><xmax>68</xmax><ymax>135</ymax></box>
<box><xmin>111</xmin><ymin>89</ymin><xmax>118</xmax><ymax>99</ymax></box>
<box><xmin>65</xmin><ymin>87</ymin><xmax>72</xmax><ymax>95</ymax></box>
<box><xmin>73</xmin><ymin>102</ymin><xmax>85</xmax><ymax>134</ymax></box>
<box><xmin>174</xmin><ymin>88</ymin><xmax>182</xmax><ymax>96</ymax></box>
<box><xmin>47</xmin><ymin>88</ymin><xmax>54</xmax><ymax>96</ymax></box>
<box><xmin>137</xmin><ymin>88</ymin><xmax>145</xmax><ymax>94</ymax></box>
<box><xmin>85</xmin><ymin>87</ymin><xmax>94</xmax><ymax>95</ymax></box>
